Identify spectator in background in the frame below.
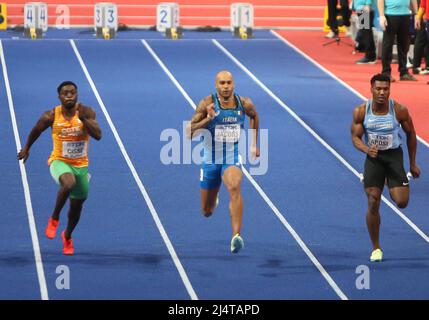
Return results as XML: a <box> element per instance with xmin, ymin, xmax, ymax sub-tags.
<box><xmin>378</xmin><ymin>0</ymin><xmax>419</xmax><ymax>81</ymax></box>
<box><xmin>354</xmin><ymin>0</ymin><xmax>378</xmax><ymax>64</ymax></box>
<box><xmin>413</xmin><ymin>0</ymin><xmax>429</xmax><ymax>74</ymax></box>
<box><xmin>326</xmin><ymin>0</ymin><xmax>352</xmax><ymax>38</ymax></box>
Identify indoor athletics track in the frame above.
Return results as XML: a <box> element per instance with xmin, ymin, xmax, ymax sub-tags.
<box><xmin>0</xmin><ymin>29</ymin><xmax>428</xmax><ymax>300</ymax></box>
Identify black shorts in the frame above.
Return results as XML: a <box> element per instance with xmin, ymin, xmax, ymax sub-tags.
<box><xmin>363</xmin><ymin>146</ymin><xmax>408</xmax><ymax>189</ymax></box>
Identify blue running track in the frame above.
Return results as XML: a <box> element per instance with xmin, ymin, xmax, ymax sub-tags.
<box><xmin>0</xmin><ymin>30</ymin><xmax>428</xmax><ymax>300</ymax></box>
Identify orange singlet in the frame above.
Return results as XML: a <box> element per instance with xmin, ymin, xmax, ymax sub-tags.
<box><xmin>47</xmin><ymin>106</ymin><xmax>89</xmax><ymax>167</ymax></box>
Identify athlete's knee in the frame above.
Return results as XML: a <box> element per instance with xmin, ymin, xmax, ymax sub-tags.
<box><xmin>367</xmin><ymin>193</ymin><xmax>381</xmax><ymax>212</ymax></box>
<box><xmin>225</xmin><ymin>181</ymin><xmax>241</xmax><ymax>197</ymax></box>
<box><xmin>395</xmin><ymin>199</ymin><xmax>408</xmax><ymax>209</ymax></box>
<box><xmin>59</xmin><ymin>174</ymin><xmax>76</xmax><ymax>191</ymax></box>
<box><xmin>223</xmin><ymin>167</ymin><xmax>242</xmax><ymax>196</ymax></box>
<box><xmin>61</xmin><ymin>181</ymin><xmax>76</xmax><ymax>192</ymax></box>
<box><xmin>389</xmin><ymin>189</ymin><xmax>409</xmax><ymax>209</ymax></box>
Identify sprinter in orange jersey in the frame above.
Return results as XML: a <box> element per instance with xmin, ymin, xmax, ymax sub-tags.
<box><xmin>18</xmin><ymin>81</ymin><xmax>102</xmax><ymax>255</ymax></box>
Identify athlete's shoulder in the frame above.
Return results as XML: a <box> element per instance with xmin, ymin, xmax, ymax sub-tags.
<box><xmin>239</xmin><ymin>96</ymin><xmax>254</xmax><ymax>108</ymax></box>
<box><xmin>43</xmin><ymin>109</ymin><xmax>55</xmax><ymax>121</ymax></box>
<box><xmin>197</xmin><ymin>95</ymin><xmax>214</xmax><ymax>109</ymax></box>
<box><xmin>356</xmin><ymin>102</ymin><xmax>366</xmax><ymax>111</ymax></box>
<box><xmin>77</xmin><ymin>103</ymin><xmax>96</xmax><ymax>118</ymax></box>
<box><xmin>34</xmin><ymin>109</ymin><xmax>55</xmax><ymax>129</ymax></box>
<box><xmin>353</xmin><ymin>102</ymin><xmax>366</xmax><ymax>122</ymax></box>
<box><xmin>392</xmin><ymin>100</ymin><xmax>410</xmax><ymax>121</ymax></box>
<box><xmin>77</xmin><ymin>103</ymin><xmax>93</xmax><ymax>112</ymax></box>
<box><xmin>85</xmin><ymin>105</ymin><xmax>96</xmax><ymax>115</ymax></box>
<box><xmin>239</xmin><ymin>95</ymin><xmax>249</xmax><ymax>103</ymax></box>
<box><xmin>392</xmin><ymin>100</ymin><xmax>407</xmax><ymax>112</ymax></box>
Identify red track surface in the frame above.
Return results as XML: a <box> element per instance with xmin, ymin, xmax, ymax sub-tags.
<box><xmin>275</xmin><ymin>30</ymin><xmax>429</xmax><ymax>143</ymax></box>
<box><xmin>5</xmin><ymin>0</ymin><xmax>325</xmax><ymax>28</ymax></box>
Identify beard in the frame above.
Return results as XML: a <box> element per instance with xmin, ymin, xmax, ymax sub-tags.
<box><xmin>64</xmin><ymin>101</ymin><xmax>76</xmax><ymax>109</ymax></box>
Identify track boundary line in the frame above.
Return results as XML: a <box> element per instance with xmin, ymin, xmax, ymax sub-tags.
<box><xmin>70</xmin><ymin>39</ymin><xmax>198</xmax><ymax>300</ymax></box>
<box><xmin>142</xmin><ymin>39</ymin><xmax>348</xmax><ymax>300</ymax></box>
<box><xmin>0</xmin><ymin>40</ymin><xmax>49</xmax><ymax>300</ymax></box>
<box><xmin>212</xmin><ymin>39</ymin><xmax>429</xmax><ymax>244</ymax></box>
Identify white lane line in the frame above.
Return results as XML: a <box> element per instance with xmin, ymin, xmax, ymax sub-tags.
<box><xmin>0</xmin><ymin>40</ymin><xmax>49</xmax><ymax>300</ymax></box>
<box><xmin>212</xmin><ymin>39</ymin><xmax>429</xmax><ymax>244</ymax></box>
<box><xmin>0</xmin><ymin>38</ymin><xmax>282</xmax><ymax>42</ymax></box>
<box><xmin>69</xmin><ymin>39</ymin><xmax>198</xmax><ymax>300</ymax></box>
<box><xmin>270</xmin><ymin>30</ymin><xmax>429</xmax><ymax>149</ymax></box>
<box><xmin>142</xmin><ymin>39</ymin><xmax>348</xmax><ymax>300</ymax></box>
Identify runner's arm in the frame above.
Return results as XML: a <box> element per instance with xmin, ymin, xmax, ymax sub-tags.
<box><xmin>242</xmin><ymin>97</ymin><xmax>260</xmax><ymax>158</ymax></box>
<box><xmin>351</xmin><ymin>104</ymin><xmax>374</xmax><ymax>155</ymax></box>
<box><xmin>186</xmin><ymin>97</ymin><xmax>213</xmax><ymax>139</ymax></box>
<box><xmin>395</xmin><ymin>103</ymin><xmax>420</xmax><ymax>177</ymax></box>
<box><xmin>78</xmin><ymin>104</ymin><xmax>102</xmax><ymax>141</ymax></box>
<box><xmin>17</xmin><ymin>110</ymin><xmax>54</xmax><ymax>162</ymax></box>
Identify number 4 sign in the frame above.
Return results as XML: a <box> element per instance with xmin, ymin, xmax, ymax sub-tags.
<box><xmin>24</xmin><ymin>2</ymin><xmax>48</xmax><ymax>32</ymax></box>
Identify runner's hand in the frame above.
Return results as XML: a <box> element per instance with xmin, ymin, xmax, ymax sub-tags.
<box><xmin>410</xmin><ymin>164</ymin><xmax>421</xmax><ymax>178</ymax></box>
<box><xmin>250</xmin><ymin>145</ymin><xmax>260</xmax><ymax>160</ymax></box>
<box><xmin>367</xmin><ymin>145</ymin><xmax>378</xmax><ymax>158</ymax></box>
<box><xmin>206</xmin><ymin>103</ymin><xmax>216</xmax><ymax>120</ymax></box>
<box><xmin>17</xmin><ymin>147</ymin><xmax>29</xmax><ymax>163</ymax></box>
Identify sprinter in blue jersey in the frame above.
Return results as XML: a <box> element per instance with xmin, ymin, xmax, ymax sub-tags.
<box><xmin>351</xmin><ymin>74</ymin><xmax>420</xmax><ymax>262</ymax></box>
<box><xmin>188</xmin><ymin>71</ymin><xmax>260</xmax><ymax>254</ymax></box>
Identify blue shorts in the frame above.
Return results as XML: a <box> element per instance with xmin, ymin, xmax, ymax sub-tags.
<box><xmin>200</xmin><ymin>163</ymin><xmax>242</xmax><ymax>189</ymax></box>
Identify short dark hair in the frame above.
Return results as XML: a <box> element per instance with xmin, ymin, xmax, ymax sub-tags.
<box><xmin>370</xmin><ymin>74</ymin><xmax>390</xmax><ymax>86</ymax></box>
<box><xmin>57</xmin><ymin>81</ymin><xmax>77</xmax><ymax>94</ymax></box>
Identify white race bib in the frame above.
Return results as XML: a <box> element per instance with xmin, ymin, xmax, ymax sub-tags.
<box><xmin>62</xmin><ymin>141</ymin><xmax>87</xmax><ymax>158</ymax></box>
<box><xmin>214</xmin><ymin>124</ymin><xmax>241</xmax><ymax>143</ymax></box>
<box><xmin>367</xmin><ymin>133</ymin><xmax>393</xmax><ymax>150</ymax></box>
